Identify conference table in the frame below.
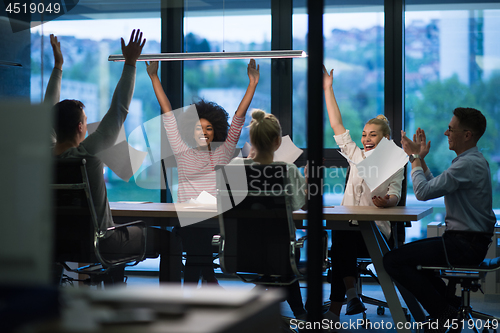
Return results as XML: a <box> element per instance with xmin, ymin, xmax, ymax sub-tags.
<box><xmin>111</xmin><ymin>202</ymin><xmax>433</xmax><ymax>333</ymax></box>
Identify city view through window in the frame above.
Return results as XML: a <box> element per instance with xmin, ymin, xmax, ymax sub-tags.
<box><xmin>31</xmin><ymin>5</ymin><xmax>500</xmax><ymax>242</ymax></box>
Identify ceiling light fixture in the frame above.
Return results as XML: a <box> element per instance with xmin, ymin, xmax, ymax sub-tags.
<box><xmin>108</xmin><ymin>50</ymin><xmax>307</xmax><ymax>62</ymax></box>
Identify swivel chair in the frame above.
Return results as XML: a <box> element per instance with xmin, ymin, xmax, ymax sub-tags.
<box><xmin>53</xmin><ymin>158</ymin><xmax>147</xmax><ymax>286</ymax></box>
<box><xmin>417</xmin><ymin>244</ymin><xmax>500</xmax><ymax>333</ymax></box>
<box><xmin>212</xmin><ymin>163</ymin><xmax>307</xmax><ymax>285</ymax></box>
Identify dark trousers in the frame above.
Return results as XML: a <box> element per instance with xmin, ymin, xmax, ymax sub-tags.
<box><xmin>147</xmin><ymin>227</ymin><xmax>183</xmax><ymax>283</ymax></box>
<box><xmin>330</xmin><ymin>230</ymin><xmax>380</xmax><ymax>302</ymax></box>
<box><xmin>100</xmin><ymin>225</ymin><xmax>145</xmax><ymax>285</ymax></box>
<box><xmin>383</xmin><ymin>231</ymin><xmax>491</xmax><ymax>318</ymax></box>
<box><xmin>177</xmin><ymin>226</ymin><xmax>219</xmax><ymax>284</ymax></box>
<box><xmin>267</xmin><ymin>249</ymin><xmax>306</xmax><ymax>318</ymax></box>
<box><xmin>100</xmin><ymin>225</ymin><xmax>183</xmax><ymax>284</ymax></box>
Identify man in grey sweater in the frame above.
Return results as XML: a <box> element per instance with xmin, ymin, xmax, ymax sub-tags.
<box><xmin>47</xmin><ymin>30</ymin><xmax>181</xmax><ymax>283</ymax></box>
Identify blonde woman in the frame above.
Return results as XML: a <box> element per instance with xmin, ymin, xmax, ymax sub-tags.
<box><xmin>231</xmin><ymin>109</ymin><xmax>307</xmax><ymax>319</ymax></box>
<box><xmin>322</xmin><ymin>66</ymin><xmax>404</xmax><ymax>325</ymax></box>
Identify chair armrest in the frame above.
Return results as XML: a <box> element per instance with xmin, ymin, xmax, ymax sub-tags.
<box><xmin>212</xmin><ymin>235</ymin><xmax>221</xmax><ymax>246</ymax></box>
<box><xmin>106</xmin><ymin>220</ymin><xmax>145</xmax><ymax>231</ymax></box>
<box><xmin>295</xmin><ymin>236</ymin><xmax>307</xmax><ymax>248</ymax></box>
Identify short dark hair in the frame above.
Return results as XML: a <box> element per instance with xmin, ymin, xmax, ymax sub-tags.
<box><xmin>453</xmin><ymin>107</ymin><xmax>487</xmax><ymax>140</ymax></box>
<box><xmin>178</xmin><ymin>99</ymin><xmax>229</xmax><ymax>147</ymax></box>
<box><xmin>53</xmin><ymin>99</ymin><xmax>85</xmax><ymax>142</ymax></box>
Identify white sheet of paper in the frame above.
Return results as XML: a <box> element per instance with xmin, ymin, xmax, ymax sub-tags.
<box><xmin>88</xmin><ymin>122</ymin><xmax>148</xmax><ymax>182</ymax></box>
<box><xmin>354</xmin><ymin>137</ymin><xmax>409</xmax><ymax>191</ymax></box>
<box><xmin>338</xmin><ymin>150</ymin><xmax>356</xmax><ymax>165</ymax></box>
<box><xmin>274</xmin><ymin>135</ymin><xmax>303</xmax><ymax>163</ymax></box>
<box><xmin>242</xmin><ymin>136</ymin><xmax>303</xmax><ymax>163</ymax></box>
<box><xmin>196</xmin><ymin>190</ymin><xmax>217</xmax><ymax>205</ymax></box>
<box><xmin>242</xmin><ymin>141</ymin><xmax>252</xmax><ymax>157</ymax></box>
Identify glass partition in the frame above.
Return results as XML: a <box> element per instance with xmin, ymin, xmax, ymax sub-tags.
<box><xmin>293</xmin><ymin>1</ymin><xmax>384</xmax><ymax>207</ymax></box>
<box><xmin>405</xmin><ymin>2</ymin><xmax>500</xmax><ymax>240</ymax></box>
<box><xmin>183</xmin><ymin>3</ymin><xmax>272</xmax><ymax>150</ymax></box>
<box><xmin>31</xmin><ymin>11</ymin><xmax>162</xmax><ymax>202</ymax></box>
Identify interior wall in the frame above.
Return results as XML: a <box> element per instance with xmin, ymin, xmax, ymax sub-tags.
<box><xmin>0</xmin><ymin>18</ymin><xmax>31</xmax><ymax>99</ymax></box>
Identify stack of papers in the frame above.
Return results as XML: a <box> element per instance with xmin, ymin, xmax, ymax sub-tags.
<box><xmin>185</xmin><ymin>191</ymin><xmax>217</xmax><ymax>206</ymax></box>
<box><xmin>339</xmin><ymin>137</ymin><xmax>408</xmax><ymax>191</ymax></box>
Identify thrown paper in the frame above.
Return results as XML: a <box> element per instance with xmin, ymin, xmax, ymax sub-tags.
<box><xmin>274</xmin><ymin>135</ymin><xmax>304</xmax><ymax>163</ymax></box>
<box><xmin>87</xmin><ymin>122</ymin><xmax>148</xmax><ymax>181</ymax></box>
<box><xmin>242</xmin><ymin>135</ymin><xmax>303</xmax><ymax>163</ymax></box>
<box><xmin>340</xmin><ymin>137</ymin><xmax>408</xmax><ymax>191</ymax></box>
<box><xmin>241</xmin><ymin>141</ymin><xmax>252</xmax><ymax>157</ymax></box>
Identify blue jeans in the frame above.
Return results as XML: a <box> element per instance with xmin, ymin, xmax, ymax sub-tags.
<box><xmin>383</xmin><ymin>231</ymin><xmax>491</xmax><ymax>318</ymax></box>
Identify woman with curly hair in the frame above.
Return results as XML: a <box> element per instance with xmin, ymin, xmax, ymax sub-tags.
<box><xmin>146</xmin><ymin>59</ymin><xmax>260</xmax><ymax>285</ymax></box>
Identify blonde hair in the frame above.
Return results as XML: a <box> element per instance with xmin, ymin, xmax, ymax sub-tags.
<box><xmin>249</xmin><ymin>109</ymin><xmax>282</xmax><ymax>154</ymax></box>
<box><xmin>366</xmin><ymin>114</ymin><xmax>391</xmax><ymax>138</ymax></box>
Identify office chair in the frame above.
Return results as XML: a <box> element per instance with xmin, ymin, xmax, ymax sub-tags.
<box><xmin>212</xmin><ymin>163</ymin><xmax>306</xmax><ymax>285</ymax></box>
<box><xmin>53</xmin><ymin>158</ymin><xmax>147</xmax><ymax>287</ymax></box>
<box><xmin>417</xmin><ymin>246</ymin><xmax>500</xmax><ymax>333</ymax></box>
<box><xmin>212</xmin><ymin>163</ymin><xmax>330</xmax><ymax>333</ymax></box>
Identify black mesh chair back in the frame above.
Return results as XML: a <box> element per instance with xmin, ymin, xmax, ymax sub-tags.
<box><xmin>53</xmin><ymin>158</ymin><xmax>101</xmax><ymax>264</ymax></box>
<box><xmin>52</xmin><ymin>158</ymin><xmax>146</xmax><ymax>284</ymax></box>
<box><xmin>214</xmin><ymin>163</ymin><xmax>302</xmax><ymax>285</ymax></box>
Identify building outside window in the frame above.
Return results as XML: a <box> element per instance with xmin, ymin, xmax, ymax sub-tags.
<box><xmin>405</xmin><ymin>2</ymin><xmax>500</xmax><ymax>239</ymax></box>
<box><xmin>29</xmin><ymin>0</ymin><xmax>500</xmax><ymax>241</ymax></box>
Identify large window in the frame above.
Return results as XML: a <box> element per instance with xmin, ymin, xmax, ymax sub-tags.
<box><xmin>183</xmin><ymin>3</ymin><xmax>272</xmax><ymax>148</ymax></box>
<box><xmin>164</xmin><ymin>3</ymin><xmax>272</xmax><ymax>203</ymax></box>
<box><xmin>27</xmin><ymin>0</ymin><xmax>500</xmax><ymax>235</ymax></box>
<box><xmin>31</xmin><ymin>15</ymin><xmax>162</xmax><ymax>202</ymax></box>
<box><xmin>293</xmin><ymin>1</ymin><xmax>385</xmax><ymax>206</ymax></box>
<box><xmin>404</xmin><ymin>2</ymin><xmax>500</xmax><ymax>239</ymax></box>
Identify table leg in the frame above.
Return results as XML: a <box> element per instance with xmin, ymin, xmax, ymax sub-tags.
<box><xmin>359</xmin><ymin>221</ymin><xmax>411</xmax><ymax>333</ymax></box>
<box><xmin>361</xmin><ymin>222</ymin><xmax>426</xmax><ymax>323</ymax></box>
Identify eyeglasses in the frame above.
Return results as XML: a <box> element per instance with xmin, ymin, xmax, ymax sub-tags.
<box><xmin>447</xmin><ymin>126</ymin><xmax>470</xmax><ymax>133</ymax></box>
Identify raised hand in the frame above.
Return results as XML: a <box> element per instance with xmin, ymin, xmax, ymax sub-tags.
<box><xmin>323</xmin><ymin>65</ymin><xmax>334</xmax><ymax>91</ymax></box>
<box><xmin>247</xmin><ymin>59</ymin><xmax>260</xmax><ymax>86</ymax></box>
<box><xmin>401</xmin><ymin>130</ymin><xmax>421</xmax><ymax>156</ymax></box>
<box><xmin>145</xmin><ymin>61</ymin><xmax>159</xmax><ymax>78</ymax></box>
<box><xmin>50</xmin><ymin>34</ymin><xmax>63</xmax><ymax>70</ymax></box>
<box><xmin>121</xmin><ymin>29</ymin><xmax>146</xmax><ymax>67</ymax></box>
<box><xmin>413</xmin><ymin>127</ymin><xmax>431</xmax><ymax>158</ymax></box>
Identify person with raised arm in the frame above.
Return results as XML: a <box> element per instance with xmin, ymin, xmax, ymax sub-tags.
<box><xmin>146</xmin><ymin>59</ymin><xmax>260</xmax><ymax>285</ymax></box>
<box><xmin>46</xmin><ymin>31</ymin><xmax>182</xmax><ymax>284</ymax></box>
<box><xmin>322</xmin><ymin>66</ymin><xmax>404</xmax><ymax>327</ymax></box>
<box><xmin>384</xmin><ymin>109</ymin><xmax>496</xmax><ymax>332</ymax></box>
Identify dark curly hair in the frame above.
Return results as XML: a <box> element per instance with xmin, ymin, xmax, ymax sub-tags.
<box><xmin>177</xmin><ymin>99</ymin><xmax>230</xmax><ymax>147</ymax></box>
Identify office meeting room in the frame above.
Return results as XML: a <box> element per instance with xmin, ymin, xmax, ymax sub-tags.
<box><xmin>2</xmin><ymin>0</ymin><xmax>500</xmax><ymax>332</ymax></box>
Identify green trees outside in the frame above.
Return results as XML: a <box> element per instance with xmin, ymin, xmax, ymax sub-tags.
<box><xmin>32</xmin><ymin>28</ymin><xmax>500</xmax><ymax>207</ymax></box>
<box><xmin>406</xmin><ymin>73</ymin><xmax>500</xmax><ymax>207</ymax></box>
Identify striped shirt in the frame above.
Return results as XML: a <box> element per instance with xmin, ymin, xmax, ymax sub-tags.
<box><xmin>163</xmin><ymin>113</ymin><xmax>245</xmax><ymax>203</ymax></box>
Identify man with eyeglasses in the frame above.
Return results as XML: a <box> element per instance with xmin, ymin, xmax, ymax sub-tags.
<box><xmin>383</xmin><ymin>107</ymin><xmax>496</xmax><ymax>332</ymax></box>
